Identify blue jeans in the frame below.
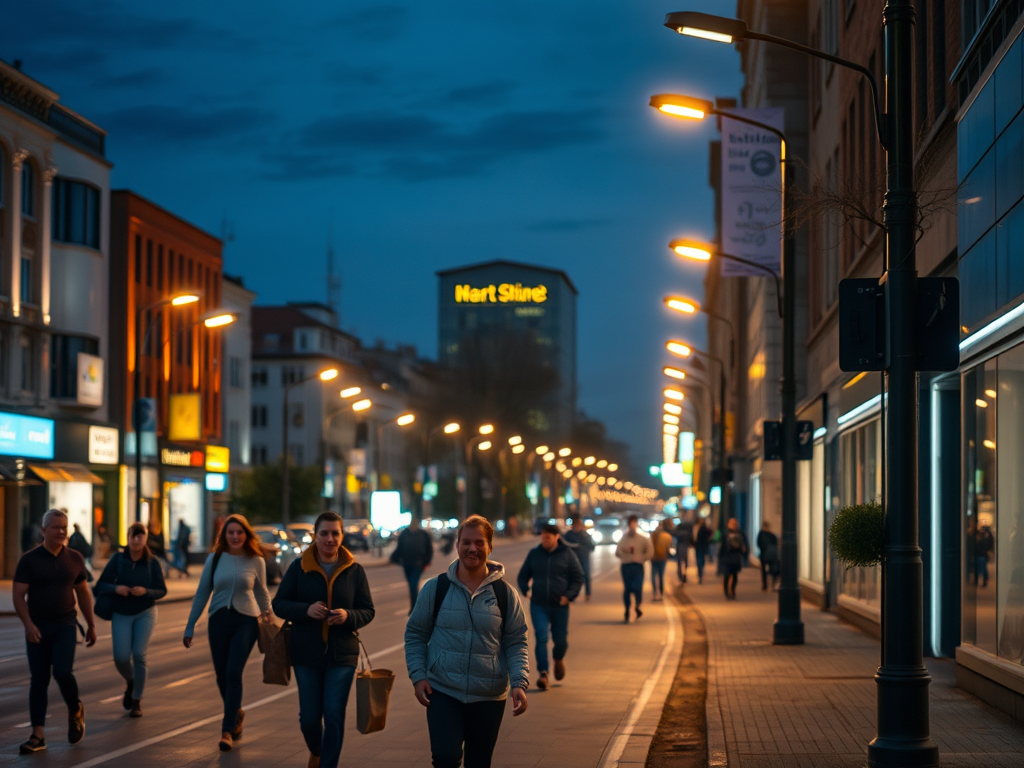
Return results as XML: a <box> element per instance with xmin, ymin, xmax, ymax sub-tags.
<box><xmin>695</xmin><ymin>548</ymin><xmax>708</xmax><ymax>581</ymax></box>
<box><xmin>111</xmin><ymin>607</ymin><xmax>157</xmax><ymax>699</ymax></box>
<box><xmin>426</xmin><ymin>689</ymin><xmax>505</xmax><ymax>768</ymax></box>
<box><xmin>676</xmin><ymin>545</ymin><xmax>689</xmax><ymax>582</ymax></box>
<box><xmin>529</xmin><ymin>602</ymin><xmax>569</xmax><ymax>674</ymax></box>
<box><xmin>621</xmin><ymin>563</ymin><xmax>644</xmax><ymax>611</ymax></box>
<box><xmin>404</xmin><ymin>565</ymin><xmax>425</xmax><ymax>610</ymax></box>
<box><xmin>26</xmin><ymin>620</ymin><xmax>79</xmax><ymax>727</ymax></box>
<box><xmin>976</xmin><ymin>556</ymin><xmax>990</xmax><ymax>586</ymax></box>
<box><xmin>651</xmin><ymin>560</ymin><xmax>667</xmax><ymax>595</ymax></box>
<box><xmin>294</xmin><ymin>664</ymin><xmax>356</xmax><ymax>768</ymax></box>
<box><xmin>208</xmin><ymin>608</ymin><xmax>260</xmax><ymax>733</ymax></box>
<box><xmin>579</xmin><ymin>558</ymin><xmax>592</xmax><ymax>597</ymax></box>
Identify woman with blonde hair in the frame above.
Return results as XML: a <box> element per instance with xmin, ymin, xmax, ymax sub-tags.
<box><xmin>183</xmin><ymin>514</ymin><xmax>271</xmax><ymax>752</ymax></box>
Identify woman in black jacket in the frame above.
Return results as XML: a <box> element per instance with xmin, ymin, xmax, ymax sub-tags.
<box><xmin>95</xmin><ymin>522</ymin><xmax>168</xmax><ymax>717</ymax></box>
<box><xmin>272</xmin><ymin>512</ymin><xmax>375</xmax><ymax>768</ymax></box>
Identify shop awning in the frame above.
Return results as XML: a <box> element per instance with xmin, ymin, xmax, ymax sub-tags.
<box><xmin>27</xmin><ymin>463</ymin><xmax>105</xmax><ymax>484</ymax></box>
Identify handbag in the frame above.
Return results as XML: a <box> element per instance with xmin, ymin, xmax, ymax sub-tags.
<box><xmin>92</xmin><ymin>553</ymin><xmax>123</xmax><ymax>621</ymax></box>
<box><xmin>355</xmin><ymin>632</ymin><xmax>395</xmax><ymax>734</ymax></box>
<box><xmin>257</xmin><ymin>618</ymin><xmax>292</xmax><ymax>686</ymax></box>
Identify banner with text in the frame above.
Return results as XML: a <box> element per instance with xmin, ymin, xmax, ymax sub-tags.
<box><xmin>720</xmin><ymin>108</ymin><xmax>784</xmax><ymax>277</ymax></box>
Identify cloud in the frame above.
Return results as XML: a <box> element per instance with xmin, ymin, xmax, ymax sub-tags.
<box><xmin>97</xmin><ymin>104</ymin><xmax>278</xmax><ymax>146</ymax></box>
<box><xmin>526</xmin><ymin>217</ymin><xmax>610</xmax><ymax>233</ymax></box>
<box><xmin>325</xmin><ymin>5</ymin><xmax>407</xmax><ymax>42</ymax></box>
<box><xmin>447</xmin><ymin>81</ymin><xmax>517</xmax><ymax>104</ymax></box>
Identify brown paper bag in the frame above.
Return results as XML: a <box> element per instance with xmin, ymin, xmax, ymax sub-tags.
<box><xmin>355</xmin><ymin>634</ymin><xmax>395</xmax><ymax>734</ymax></box>
<box><xmin>257</xmin><ymin>619</ymin><xmax>291</xmax><ymax>686</ymax></box>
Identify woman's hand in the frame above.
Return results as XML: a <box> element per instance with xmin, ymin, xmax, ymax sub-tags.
<box><xmin>511</xmin><ymin>687</ymin><xmax>528</xmax><ymax>716</ymax></box>
<box><xmin>129</xmin><ymin>586</ymin><xmax>147</xmax><ymax>597</ymax></box>
<box><xmin>414</xmin><ymin>679</ymin><xmax>433</xmax><ymax>707</ymax></box>
<box><xmin>307</xmin><ymin>601</ymin><xmax>329</xmax><ymax>620</ymax></box>
<box><xmin>259</xmin><ymin>610</ymin><xmax>273</xmax><ymax>622</ymax></box>
<box><xmin>326</xmin><ymin>608</ymin><xmax>349</xmax><ymax>625</ymax></box>
<box><xmin>115</xmin><ymin>585</ymin><xmax>130</xmax><ymax>596</ymax></box>
<box><xmin>182</xmin><ymin>635</ymin><xmax>193</xmax><ymax>649</ymax></box>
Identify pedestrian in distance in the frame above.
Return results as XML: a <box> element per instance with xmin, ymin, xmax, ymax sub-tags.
<box><xmin>673</xmin><ymin>515</ymin><xmax>694</xmax><ymax>584</ymax></box>
<box><xmin>94</xmin><ymin>523</ymin><xmax>113</xmax><ymax>561</ymax></box>
<box><xmin>650</xmin><ymin>521</ymin><xmax>674</xmax><ymax>601</ymax></box>
<box><xmin>562</xmin><ymin>517</ymin><xmax>596</xmax><ymax>600</ymax></box>
<box><xmin>405</xmin><ymin>515</ymin><xmax>529</xmax><ymax>768</ymax></box>
<box><xmin>517</xmin><ymin>523</ymin><xmax>585</xmax><ymax>690</ymax></box>
<box><xmin>693</xmin><ymin>518</ymin><xmax>712</xmax><ymax>584</ymax></box>
<box><xmin>94</xmin><ymin>521</ymin><xmax>167</xmax><ymax>718</ymax></box>
<box><xmin>756</xmin><ymin>520</ymin><xmax>780</xmax><ymax>591</ymax></box>
<box><xmin>719</xmin><ymin>518</ymin><xmax>750</xmax><ymax>600</ymax></box>
<box><xmin>390</xmin><ymin>517</ymin><xmax>434</xmax><ymax>613</ymax></box>
<box><xmin>615</xmin><ymin>515</ymin><xmax>653</xmax><ymax>622</ymax></box>
<box><xmin>183</xmin><ymin>514</ymin><xmax>272</xmax><ymax>752</ymax></box>
<box><xmin>174</xmin><ymin>519</ymin><xmax>192</xmax><ymax>578</ymax></box>
<box><xmin>975</xmin><ymin>525</ymin><xmax>995</xmax><ymax>587</ymax></box>
<box><xmin>273</xmin><ymin>512</ymin><xmax>375</xmax><ymax>768</ymax></box>
<box><xmin>147</xmin><ymin>518</ymin><xmax>169</xmax><ymax>577</ymax></box>
<box><xmin>12</xmin><ymin>509</ymin><xmax>96</xmax><ymax>754</ymax></box>
<box><xmin>68</xmin><ymin>522</ymin><xmax>94</xmax><ymax>581</ymax></box>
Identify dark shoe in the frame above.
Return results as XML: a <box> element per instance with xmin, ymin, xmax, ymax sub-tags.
<box><xmin>122</xmin><ymin>679</ymin><xmax>134</xmax><ymax>711</ymax></box>
<box><xmin>68</xmin><ymin>702</ymin><xmax>85</xmax><ymax>744</ymax></box>
<box><xmin>19</xmin><ymin>735</ymin><xmax>46</xmax><ymax>754</ymax></box>
<box><xmin>537</xmin><ymin>672</ymin><xmax>549</xmax><ymax>690</ymax></box>
<box><xmin>219</xmin><ymin>732</ymin><xmax>233</xmax><ymax>752</ymax></box>
<box><xmin>635</xmin><ymin>607</ymin><xmax>643</xmax><ymax>620</ymax></box>
<box><xmin>130</xmin><ymin>700</ymin><xmax>142</xmax><ymax>718</ymax></box>
<box><xmin>585</xmin><ymin>594</ymin><xmax>591</xmax><ymax>601</ymax></box>
<box><xmin>233</xmin><ymin>709</ymin><xmax>245</xmax><ymax>740</ymax></box>
<box><xmin>554</xmin><ymin>659</ymin><xmax>566</xmax><ymax>681</ymax></box>
<box><xmin>307</xmin><ymin>754</ymin><xmax>320</xmax><ymax>768</ymax></box>
<box><xmin>624</xmin><ymin>610</ymin><xmax>630</xmax><ymax>623</ymax></box>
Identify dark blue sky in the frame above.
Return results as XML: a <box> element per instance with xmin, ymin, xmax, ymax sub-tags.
<box><xmin>7</xmin><ymin>0</ymin><xmax>742</xmax><ymax>470</ymax></box>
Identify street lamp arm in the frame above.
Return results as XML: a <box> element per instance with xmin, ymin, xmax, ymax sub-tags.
<box><xmin>716</xmin><ymin>251</ymin><xmax>783</xmax><ymax>319</ymax></box>
<box><xmin>709</xmin><ymin>109</ymin><xmax>786</xmax><ymax>147</ymax></box>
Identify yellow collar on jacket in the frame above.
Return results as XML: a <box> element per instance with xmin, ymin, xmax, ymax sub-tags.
<box><xmin>301</xmin><ymin>545</ymin><xmax>355</xmax><ymax>641</ymax></box>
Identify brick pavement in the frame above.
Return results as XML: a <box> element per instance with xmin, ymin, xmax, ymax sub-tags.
<box><xmin>680</xmin><ymin>565</ymin><xmax>1024</xmax><ymax>767</ymax></box>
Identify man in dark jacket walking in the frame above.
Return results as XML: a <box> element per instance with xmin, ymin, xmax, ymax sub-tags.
<box><xmin>562</xmin><ymin>517</ymin><xmax>596</xmax><ymax>600</ymax></box>
<box><xmin>756</xmin><ymin>521</ymin><xmax>780</xmax><ymax>591</ymax></box>
<box><xmin>391</xmin><ymin>518</ymin><xmax>434</xmax><ymax>611</ymax></box>
<box><xmin>517</xmin><ymin>524</ymin><xmax>585</xmax><ymax>690</ymax></box>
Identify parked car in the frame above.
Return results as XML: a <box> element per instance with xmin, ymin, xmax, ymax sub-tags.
<box><xmin>286</xmin><ymin>522</ymin><xmax>315</xmax><ymax>547</ymax></box>
<box><xmin>253</xmin><ymin>525</ymin><xmax>303</xmax><ymax>583</ymax></box>
<box><xmin>591</xmin><ymin>517</ymin><xmax>625</xmax><ymax>545</ymax></box>
<box><xmin>341</xmin><ymin>518</ymin><xmax>372</xmax><ymax>552</ymax></box>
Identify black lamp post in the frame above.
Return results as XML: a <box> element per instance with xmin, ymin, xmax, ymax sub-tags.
<box><xmin>664</xmin><ymin>8</ymin><xmax>938</xmax><ymax>765</ymax></box>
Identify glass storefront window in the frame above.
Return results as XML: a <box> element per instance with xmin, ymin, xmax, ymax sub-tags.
<box><xmin>840</xmin><ymin>418</ymin><xmax>882</xmax><ymax>607</ymax></box>
<box><xmin>997</xmin><ymin>346</ymin><xmax>1024</xmax><ymax>662</ymax></box>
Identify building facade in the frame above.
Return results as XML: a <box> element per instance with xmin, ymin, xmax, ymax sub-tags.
<box><xmin>219</xmin><ymin>274</ymin><xmax>256</xmax><ymax>513</ymax></box>
<box><xmin>0</xmin><ymin>60</ymin><xmax>116</xmax><ymax>577</ymax></box>
<box><xmin>109</xmin><ymin>190</ymin><xmax>225</xmax><ymax>551</ymax></box>
<box><xmin>437</xmin><ymin>260</ymin><xmax>578</xmax><ymax>441</ymax></box>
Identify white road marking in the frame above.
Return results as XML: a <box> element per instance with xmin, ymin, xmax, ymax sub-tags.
<box><xmin>64</xmin><ymin>641</ymin><xmax>406</xmax><ymax>767</ymax></box>
<box><xmin>100</xmin><ymin>694</ymin><xmax>123</xmax><ymax>704</ymax></box>
<box><xmin>598</xmin><ymin>592</ymin><xmax>681</xmax><ymax>768</ymax></box>
<box><xmin>163</xmin><ymin>671</ymin><xmax>212</xmax><ymax>688</ymax></box>
<box><xmin>394</xmin><ymin>608</ymin><xmax>411</xmax><ymax>616</ymax></box>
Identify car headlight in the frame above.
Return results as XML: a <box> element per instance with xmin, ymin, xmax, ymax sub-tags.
<box><xmin>612</xmin><ymin>530</ymin><xmax>623</xmax><ymax>543</ymax></box>
<box><xmin>590</xmin><ymin>530</ymin><xmax>603</xmax><ymax>543</ymax></box>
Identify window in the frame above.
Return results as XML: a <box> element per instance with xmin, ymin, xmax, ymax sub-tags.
<box><xmin>135</xmin><ymin>235</ymin><xmax>142</xmax><ymax>283</ymax></box>
<box><xmin>228</xmin><ymin>420</ymin><xmax>241</xmax><ymax>456</ymax></box>
<box><xmin>962</xmin><ymin>0</ymin><xmax>993</xmax><ymax>50</ymax></box>
<box><xmin>251</xmin><ymin>404</ymin><xmax>267</xmax><ymax>428</ymax></box>
<box><xmin>251</xmin><ymin>444</ymin><xmax>268</xmax><ymax>465</ymax></box>
<box><xmin>51</xmin><ymin>179</ymin><xmax>100</xmax><ymax>248</ymax></box>
<box><xmin>840</xmin><ymin>417</ymin><xmax>883</xmax><ymax>610</ymax></box>
<box><xmin>290</xmin><ymin>402</ymin><xmax>304</xmax><ymax>427</ymax></box>
<box><xmin>289</xmin><ymin>444</ymin><xmax>304</xmax><ymax>465</ymax></box>
<box><xmin>297</xmin><ymin>332</ymin><xmax>308</xmax><ymax>350</ymax></box>
<box><xmin>20</xmin><ymin>335</ymin><xmax>34</xmax><ymax>392</ymax></box>
<box><xmin>50</xmin><ymin>334</ymin><xmax>99</xmax><ymax>399</ymax></box>
<box><xmin>281</xmin><ymin>366</ymin><xmax>305</xmax><ymax>386</ymax></box>
<box><xmin>251</xmin><ymin>367</ymin><xmax>268</xmax><ymax>387</ymax></box>
<box><xmin>933</xmin><ymin>0</ymin><xmax>947</xmax><ymax>113</ymax></box>
<box><xmin>20</xmin><ymin>257</ymin><xmax>31</xmax><ymax>304</ymax></box>
<box><xmin>229</xmin><ymin>357</ymin><xmax>243</xmax><ymax>388</ymax></box>
<box><xmin>824</xmin><ymin>0</ymin><xmax>839</xmax><ymax>58</ymax></box>
<box><xmin>157</xmin><ymin>245</ymin><xmax>163</xmax><ymax>290</ymax></box>
<box><xmin>21</xmin><ymin>161</ymin><xmax>34</xmax><ymax>218</ymax></box>
<box><xmin>146</xmin><ymin>240</ymin><xmax>153</xmax><ymax>287</ymax></box>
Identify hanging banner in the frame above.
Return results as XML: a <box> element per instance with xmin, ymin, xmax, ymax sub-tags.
<box><xmin>168</xmin><ymin>393</ymin><xmax>202</xmax><ymax>442</ymax></box>
<box><xmin>720</xmin><ymin>108</ymin><xmax>784</xmax><ymax>277</ymax></box>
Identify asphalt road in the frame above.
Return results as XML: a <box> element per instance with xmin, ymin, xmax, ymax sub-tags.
<box><xmin>0</xmin><ymin>538</ymin><xmax>681</xmax><ymax>767</ymax></box>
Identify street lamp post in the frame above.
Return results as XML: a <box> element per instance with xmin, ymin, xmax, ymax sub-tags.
<box><xmin>374</xmin><ymin>411</ymin><xmax>415</xmax><ymax>493</ymax></box>
<box><xmin>664</xmin><ymin>8</ymin><xmax>938</xmax><ymax>765</ymax></box>
<box><xmin>321</xmin><ymin>393</ymin><xmax>372</xmax><ymax>513</ymax></box>
<box><xmin>133</xmin><ymin>293</ymin><xmax>200</xmax><ymax>524</ymax></box>
<box><xmin>462</xmin><ymin>425</ymin><xmax>495</xmax><ymax>520</ymax></box>
<box><xmin>282</xmin><ymin>368</ymin><xmax>339</xmax><ymax>525</ymax></box>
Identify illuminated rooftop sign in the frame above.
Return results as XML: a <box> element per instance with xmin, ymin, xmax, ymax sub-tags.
<box><xmin>455</xmin><ymin>283</ymin><xmax>548</xmax><ymax>304</ymax></box>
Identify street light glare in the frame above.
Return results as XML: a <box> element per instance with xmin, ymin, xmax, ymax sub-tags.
<box><xmin>665</xmin><ymin>403</ymin><xmax>683</xmax><ymax>415</ymax></box>
<box><xmin>563</xmin><ymin>469</ymin><xmax>573</xmax><ymax>478</ymax></box>
<box><xmin>397</xmin><ymin>413</ymin><xmax>416</xmax><ymax>426</ymax></box>
<box><xmin>543</xmin><ymin>451</ymin><xmax>556</xmax><ymax>462</ymax></box>
<box><xmin>572</xmin><ymin>457</ymin><xmax>582</xmax><ymax>467</ymax></box>
<box><xmin>663</xmin><ymin>367</ymin><xmax>687</xmax><ymax>380</ymax></box>
<box><xmin>512</xmin><ymin>444</ymin><xmax>525</xmax><ymax>454</ymax></box>
<box><xmin>596</xmin><ymin>459</ymin><xmax>608</xmax><ymax>468</ymax></box>
<box><xmin>667</xmin><ymin>341</ymin><xmax>693</xmax><ymax>357</ymax></box>
<box><xmin>666</xmin><ymin>297</ymin><xmax>699</xmax><ymax>314</ymax></box>
<box><xmin>171</xmin><ymin>294</ymin><xmax>201</xmax><ymax>306</ymax></box>
<box><xmin>508</xmin><ymin>435</ymin><xmax>523</xmax><ymax>446</ymax></box>
<box><xmin>584</xmin><ymin>456</ymin><xmax>596</xmax><ymax>465</ymax></box>
<box><xmin>444</xmin><ymin>422</ymin><xmax>461</xmax><ymax>434</ymax></box>
<box><xmin>319</xmin><ymin>369</ymin><xmax>340</xmax><ymax>382</ymax></box>
<box><xmin>478</xmin><ymin>441</ymin><xmax>492</xmax><ymax>451</ymax></box>
<box><xmin>558</xmin><ymin>447</ymin><xmax>572</xmax><ymax>457</ymax></box>
<box><xmin>663</xmin><ymin>12</ymin><xmax>749</xmax><ymax>43</ymax></box>
<box><xmin>664</xmin><ymin>414</ymin><xmax>681</xmax><ymax>425</ymax></box>
<box><xmin>669</xmin><ymin>239</ymin><xmax>714</xmax><ymax>261</ymax></box>
<box><xmin>664</xmin><ymin>424</ymin><xmax>681</xmax><ymax>435</ymax></box>
<box><xmin>679</xmin><ymin>26</ymin><xmax>733</xmax><ymax>43</ymax></box>
<box><xmin>352</xmin><ymin>399</ymin><xmax>372</xmax><ymax>412</ymax></box>
<box><xmin>649</xmin><ymin>93</ymin><xmax>714</xmax><ymax>120</ymax></box>
<box><xmin>664</xmin><ymin>388</ymin><xmax>685</xmax><ymax>401</ymax></box>
<box><xmin>340</xmin><ymin>386</ymin><xmax>361</xmax><ymax>398</ymax></box>
<box><xmin>608</xmin><ymin>463</ymin><xmax>618</xmax><ymax>472</ymax></box>
<box><xmin>479</xmin><ymin>424</ymin><xmax>495</xmax><ymax>435</ymax></box>
<box><xmin>203</xmin><ymin>313</ymin><xmax>236</xmax><ymax>328</ymax></box>
<box><xmin>536</xmin><ymin>445</ymin><xmax>549</xmax><ymax>455</ymax></box>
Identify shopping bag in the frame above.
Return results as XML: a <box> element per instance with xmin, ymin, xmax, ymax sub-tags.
<box><xmin>355</xmin><ymin>633</ymin><xmax>395</xmax><ymax>734</ymax></box>
<box><xmin>257</xmin><ymin>619</ymin><xmax>291</xmax><ymax>686</ymax></box>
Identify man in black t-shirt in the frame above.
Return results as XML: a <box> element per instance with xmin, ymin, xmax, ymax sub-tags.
<box><xmin>13</xmin><ymin>508</ymin><xmax>96</xmax><ymax>754</ymax></box>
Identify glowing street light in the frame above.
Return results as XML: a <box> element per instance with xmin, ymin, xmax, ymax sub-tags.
<box><xmin>318</xmin><ymin>369</ymin><xmax>340</xmax><ymax>382</ymax></box>
<box><xmin>663</xmin><ymin>367</ymin><xmax>687</xmax><ymax>380</ymax></box>
<box><xmin>584</xmin><ymin>456</ymin><xmax>596</xmax><ymax>466</ymax></box>
<box><xmin>508</xmin><ymin>435</ymin><xmax>523</xmax><ymax>446</ymax></box>
<box><xmin>170</xmin><ymin>293</ymin><xmax>201</xmax><ymax>306</ymax></box>
<box><xmin>479</xmin><ymin>424</ymin><xmax>495</xmax><ymax>435</ymax></box>
<box><xmin>511</xmin><ymin>444</ymin><xmax>525</xmax><ymax>455</ymax></box>
<box><xmin>444</xmin><ymin>422</ymin><xmax>461</xmax><ymax>434</ymax></box>
<box><xmin>558</xmin><ymin>447</ymin><xmax>572</xmax><ymax>457</ymax></box>
<box><xmin>340</xmin><ymin>386</ymin><xmax>361</xmax><ymax>398</ymax></box>
<box><xmin>665</xmin><ymin>403</ymin><xmax>683</xmax><ymax>415</ymax></box>
<box><xmin>396</xmin><ymin>413</ymin><xmax>416</xmax><ymax>427</ymax></box>
<box><xmin>608</xmin><ymin>463</ymin><xmax>618</xmax><ymax>472</ymax></box>
<box><xmin>543</xmin><ymin>451</ymin><xmax>556</xmax><ymax>462</ymax></box>
<box><xmin>478</xmin><ymin>441</ymin><xmax>492</xmax><ymax>451</ymax></box>
<box><xmin>664</xmin><ymin>414</ymin><xmax>681</xmax><ymax>425</ymax></box>
<box><xmin>665</xmin><ymin>296</ymin><xmax>699</xmax><ymax>314</ymax></box>
<box><xmin>536</xmin><ymin>445</ymin><xmax>549</xmax><ymax>455</ymax></box>
<box><xmin>664</xmin><ymin>388</ymin><xmax>685</xmax><ymax>401</ymax></box>
<box><xmin>666</xmin><ymin>341</ymin><xmax>693</xmax><ymax>357</ymax></box>
<box><xmin>596</xmin><ymin>459</ymin><xmax>608</xmax><ymax>468</ymax></box>
<box><xmin>669</xmin><ymin>238</ymin><xmax>713</xmax><ymax>261</ymax></box>
<box><xmin>352</xmin><ymin>399</ymin><xmax>372</xmax><ymax>412</ymax></box>
<box><xmin>202</xmin><ymin>311</ymin><xmax>237</xmax><ymax>328</ymax></box>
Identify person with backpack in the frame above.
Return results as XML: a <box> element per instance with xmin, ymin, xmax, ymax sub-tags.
<box><xmin>650</xmin><ymin>521</ymin><xmax>674</xmax><ymax>601</ymax></box>
<box><xmin>405</xmin><ymin>514</ymin><xmax>529</xmax><ymax>768</ymax></box>
<box><xmin>68</xmin><ymin>522</ymin><xmax>94</xmax><ymax>581</ymax></box>
<box><xmin>183</xmin><ymin>514</ymin><xmax>272</xmax><ymax>752</ymax></box>
<box><xmin>562</xmin><ymin>517</ymin><xmax>596</xmax><ymax>600</ymax></box>
<box><xmin>693</xmin><ymin>518</ymin><xmax>712</xmax><ymax>584</ymax></box>
<box><xmin>273</xmin><ymin>512</ymin><xmax>375</xmax><ymax>768</ymax></box>
<box><xmin>756</xmin><ymin>521</ymin><xmax>780</xmax><ymax>591</ymax></box>
<box><xmin>673</xmin><ymin>515</ymin><xmax>694</xmax><ymax>584</ymax></box>
<box><xmin>719</xmin><ymin>518</ymin><xmax>750</xmax><ymax>600</ymax></box>
<box><xmin>517</xmin><ymin>523</ymin><xmax>585</xmax><ymax>690</ymax></box>
<box><xmin>390</xmin><ymin>517</ymin><xmax>434</xmax><ymax>612</ymax></box>
<box><xmin>94</xmin><ymin>521</ymin><xmax>167</xmax><ymax>718</ymax></box>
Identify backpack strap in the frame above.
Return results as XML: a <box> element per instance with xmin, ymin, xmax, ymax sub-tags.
<box><xmin>207</xmin><ymin>550</ymin><xmax>223</xmax><ymax>593</ymax></box>
<box><xmin>429</xmin><ymin>572</ymin><xmax>509</xmax><ymax>636</ymax></box>
<box><xmin>492</xmin><ymin>578</ymin><xmax>509</xmax><ymax>635</ymax></box>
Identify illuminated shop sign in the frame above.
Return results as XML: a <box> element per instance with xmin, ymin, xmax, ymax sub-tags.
<box><xmin>161</xmin><ymin>448</ymin><xmax>205</xmax><ymax>467</ymax></box>
<box><xmin>454</xmin><ymin>283</ymin><xmax>548</xmax><ymax>304</ymax></box>
<box><xmin>0</xmin><ymin>412</ymin><xmax>55</xmax><ymax>459</ymax></box>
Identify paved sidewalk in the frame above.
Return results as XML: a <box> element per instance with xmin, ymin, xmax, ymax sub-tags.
<box><xmin>677</xmin><ymin>567</ymin><xmax>1024</xmax><ymax>767</ymax></box>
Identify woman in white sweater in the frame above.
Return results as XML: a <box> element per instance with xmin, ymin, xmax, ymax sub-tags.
<box><xmin>183</xmin><ymin>514</ymin><xmax>271</xmax><ymax>752</ymax></box>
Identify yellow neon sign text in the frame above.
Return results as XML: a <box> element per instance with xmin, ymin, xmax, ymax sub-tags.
<box><xmin>455</xmin><ymin>283</ymin><xmax>548</xmax><ymax>304</ymax></box>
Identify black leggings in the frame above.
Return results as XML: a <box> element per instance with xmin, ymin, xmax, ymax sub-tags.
<box><xmin>724</xmin><ymin>572</ymin><xmax>739</xmax><ymax>598</ymax></box>
<box><xmin>426</xmin><ymin>689</ymin><xmax>505</xmax><ymax>768</ymax></box>
<box><xmin>26</xmin><ymin>621</ymin><xmax>79</xmax><ymax>727</ymax></box>
<box><xmin>208</xmin><ymin>608</ymin><xmax>259</xmax><ymax>733</ymax></box>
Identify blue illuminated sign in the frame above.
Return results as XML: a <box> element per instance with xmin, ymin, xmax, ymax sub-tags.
<box><xmin>0</xmin><ymin>412</ymin><xmax>54</xmax><ymax>459</ymax></box>
<box><xmin>205</xmin><ymin>473</ymin><xmax>228</xmax><ymax>492</ymax></box>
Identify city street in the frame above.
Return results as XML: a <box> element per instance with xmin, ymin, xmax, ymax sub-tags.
<box><xmin>0</xmin><ymin>539</ymin><xmax>679</xmax><ymax>767</ymax></box>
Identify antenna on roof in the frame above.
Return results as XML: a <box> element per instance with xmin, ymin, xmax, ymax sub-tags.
<box><xmin>326</xmin><ymin>209</ymin><xmax>341</xmax><ymax>326</ymax></box>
